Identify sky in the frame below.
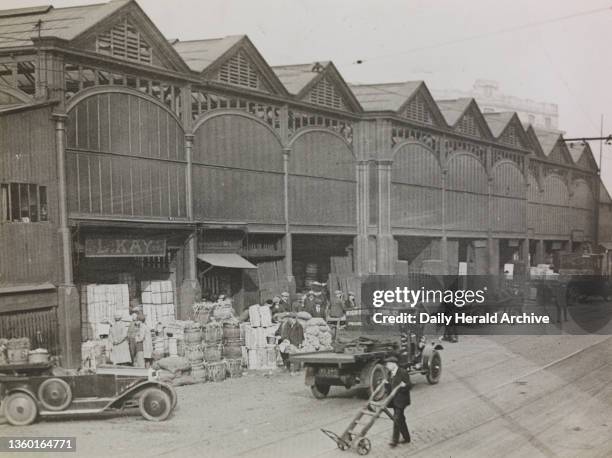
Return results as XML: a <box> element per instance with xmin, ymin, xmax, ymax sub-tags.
<box><xmin>5</xmin><ymin>0</ymin><xmax>612</xmax><ymax>187</ymax></box>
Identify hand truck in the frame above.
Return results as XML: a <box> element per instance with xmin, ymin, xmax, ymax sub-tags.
<box><xmin>321</xmin><ymin>382</ymin><xmax>402</xmax><ymax>455</ymax></box>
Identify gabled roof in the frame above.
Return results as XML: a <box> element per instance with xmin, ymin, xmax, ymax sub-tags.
<box><xmin>533</xmin><ymin>128</ymin><xmax>561</xmax><ymax>156</ymax></box>
<box><xmin>483</xmin><ymin>112</ymin><xmax>515</xmax><ymax>137</ymax></box>
<box><xmin>271</xmin><ymin>61</ymin><xmax>360</xmax><ymax>112</ymax></box>
<box><xmin>173</xmin><ymin>35</ymin><xmax>243</xmax><ymax>73</ymax></box>
<box><xmin>0</xmin><ymin>0</ymin><xmax>189</xmax><ymax>72</ymax></box>
<box><xmin>524</xmin><ymin>124</ymin><xmax>546</xmax><ymax>158</ymax></box>
<box><xmin>567</xmin><ymin>142</ymin><xmax>585</xmax><ymax>163</ymax></box>
<box><xmin>535</xmin><ymin>128</ymin><xmax>574</xmax><ymax>165</ymax></box>
<box><xmin>436</xmin><ymin>98</ymin><xmax>472</xmax><ymax>126</ymax></box>
<box><xmin>484</xmin><ymin>112</ymin><xmax>530</xmax><ymax>150</ymax></box>
<box><xmin>436</xmin><ymin>98</ymin><xmax>493</xmax><ymax>139</ymax></box>
<box><xmin>174</xmin><ymin>34</ymin><xmax>288</xmax><ymax>96</ymax></box>
<box><xmin>349</xmin><ymin>81</ymin><xmax>422</xmax><ymax>112</ymax></box>
<box><xmin>0</xmin><ymin>1</ymin><xmax>130</xmax><ymax>49</ymax></box>
<box><xmin>567</xmin><ymin>142</ymin><xmax>599</xmax><ymax>172</ymax></box>
<box><xmin>272</xmin><ymin>62</ymin><xmax>327</xmax><ymax>95</ymax></box>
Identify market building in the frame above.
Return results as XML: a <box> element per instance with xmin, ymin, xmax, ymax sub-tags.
<box><xmin>0</xmin><ymin>0</ymin><xmax>605</xmax><ymax>367</ymax></box>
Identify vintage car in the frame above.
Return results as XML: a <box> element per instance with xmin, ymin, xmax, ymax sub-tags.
<box><xmin>0</xmin><ymin>366</ymin><xmax>177</xmax><ymax>426</ymax></box>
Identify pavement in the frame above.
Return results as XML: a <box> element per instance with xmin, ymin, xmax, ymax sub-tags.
<box><xmin>1</xmin><ymin>332</ymin><xmax>611</xmax><ymax>458</ymax></box>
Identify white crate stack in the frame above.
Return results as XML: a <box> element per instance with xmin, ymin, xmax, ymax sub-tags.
<box><xmin>141</xmin><ymin>280</ymin><xmax>176</xmax><ymax>326</ymax></box>
<box><xmin>80</xmin><ymin>284</ymin><xmax>130</xmax><ymax>341</ymax></box>
<box><xmin>242</xmin><ymin>305</ymin><xmax>279</xmax><ymax>370</ymax></box>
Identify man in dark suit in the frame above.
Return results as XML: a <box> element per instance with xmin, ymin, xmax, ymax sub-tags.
<box><xmin>384</xmin><ymin>356</ymin><xmax>412</xmax><ymax>447</ymax></box>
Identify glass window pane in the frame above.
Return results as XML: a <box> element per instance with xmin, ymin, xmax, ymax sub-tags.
<box><xmin>10</xmin><ymin>183</ymin><xmax>19</xmax><ymax>221</ymax></box>
<box><xmin>0</xmin><ymin>184</ymin><xmax>8</xmax><ymax>222</ymax></box>
<box><xmin>39</xmin><ymin>186</ymin><xmax>48</xmax><ymax>222</ymax></box>
<box><xmin>97</xmin><ymin>70</ymin><xmax>110</xmax><ymax>85</ymax></box>
<box><xmin>29</xmin><ymin>184</ymin><xmax>38</xmax><ymax>222</ymax></box>
<box><xmin>16</xmin><ymin>61</ymin><xmax>36</xmax><ymax>95</ymax></box>
<box><xmin>82</xmin><ymin>67</ymin><xmax>96</xmax><ymax>89</ymax></box>
<box><xmin>19</xmin><ymin>183</ymin><xmax>29</xmax><ymax>221</ymax></box>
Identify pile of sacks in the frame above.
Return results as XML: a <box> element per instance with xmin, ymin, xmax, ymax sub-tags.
<box><xmin>212</xmin><ymin>297</ymin><xmax>235</xmax><ymax>321</ymax></box>
<box><xmin>288</xmin><ymin>314</ymin><xmax>333</xmax><ymax>353</ymax></box>
<box><xmin>153</xmin><ymin>356</ymin><xmax>194</xmax><ymax>386</ymax></box>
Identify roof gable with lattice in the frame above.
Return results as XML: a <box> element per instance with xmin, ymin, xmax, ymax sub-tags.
<box><xmin>296</xmin><ymin>62</ymin><xmax>361</xmax><ymax>112</ymax></box>
<box><xmin>575</xmin><ymin>143</ymin><xmax>599</xmax><ymax>172</ymax></box>
<box><xmin>438</xmin><ymin>99</ymin><xmax>492</xmax><ymax>140</ymax></box>
<box><xmin>70</xmin><ymin>1</ymin><xmax>188</xmax><ymax>72</ymax></box>
<box><xmin>187</xmin><ymin>35</ymin><xmax>287</xmax><ymax>95</ymax></box>
<box><xmin>397</xmin><ymin>83</ymin><xmax>446</xmax><ymax>127</ymax></box>
<box><xmin>486</xmin><ymin>113</ymin><xmax>530</xmax><ymax>150</ymax></box>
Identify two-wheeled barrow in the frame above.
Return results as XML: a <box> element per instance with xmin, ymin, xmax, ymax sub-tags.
<box><xmin>321</xmin><ymin>382</ymin><xmax>402</xmax><ymax>455</ymax></box>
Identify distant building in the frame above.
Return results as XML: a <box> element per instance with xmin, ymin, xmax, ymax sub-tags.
<box><xmin>431</xmin><ymin>79</ymin><xmax>559</xmax><ymax>130</ymax></box>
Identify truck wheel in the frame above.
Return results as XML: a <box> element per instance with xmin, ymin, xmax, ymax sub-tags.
<box><xmin>426</xmin><ymin>351</ymin><xmax>442</xmax><ymax>384</ymax></box>
<box><xmin>367</xmin><ymin>363</ymin><xmax>387</xmax><ymax>401</ymax></box>
<box><xmin>38</xmin><ymin>378</ymin><xmax>72</xmax><ymax>411</ymax></box>
<box><xmin>311</xmin><ymin>383</ymin><xmax>331</xmax><ymax>399</ymax></box>
<box><xmin>138</xmin><ymin>388</ymin><xmax>172</xmax><ymax>421</ymax></box>
<box><xmin>3</xmin><ymin>392</ymin><xmax>38</xmax><ymax>426</ymax></box>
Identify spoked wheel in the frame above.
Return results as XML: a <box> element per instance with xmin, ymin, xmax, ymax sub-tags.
<box><xmin>138</xmin><ymin>388</ymin><xmax>172</xmax><ymax>421</ymax></box>
<box><xmin>367</xmin><ymin>363</ymin><xmax>388</xmax><ymax>401</ymax></box>
<box><xmin>165</xmin><ymin>384</ymin><xmax>178</xmax><ymax>410</ymax></box>
<box><xmin>427</xmin><ymin>351</ymin><xmax>442</xmax><ymax>384</ymax></box>
<box><xmin>38</xmin><ymin>378</ymin><xmax>72</xmax><ymax>411</ymax></box>
<box><xmin>311</xmin><ymin>383</ymin><xmax>331</xmax><ymax>399</ymax></box>
<box><xmin>356</xmin><ymin>437</ymin><xmax>372</xmax><ymax>455</ymax></box>
<box><xmin>2</xmin><ymin>392</ymin><xmax>38</xmax><ymax>426</ymax></box>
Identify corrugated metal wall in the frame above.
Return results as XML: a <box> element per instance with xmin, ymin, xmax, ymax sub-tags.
<box><xmin>0</xmin><ymin>105</ymin><xmax>59</xmax><ymax>284</ymax></box>
<box><xmin>193</xmin><ymin>114</ymin><xmax>284</xmax><ymax>224</ymax></box>
<box><xmin>289</xmin><ymin>131</ymin><xmax>356</xmax><ymax>227</ymax></box>
<box><xmin>491</xmin><ymin>161</ymin><xmax>526</xmax><ymax>233</ymax></box>
<box><xmin>66</xmin><ymin>92</ymin><xmax>186</xmax><ymax>219</ymax></box>
<box><xmin>391</xmin><ymin>143</ymin><xmax>442</xmax><ymax>228</ymax></box>
<box><xmin>445</xmin><ymin>154</ymin><xmax>488</xmax><ymax>232</ymax></box>
<box><xmin>0</xmin><ymin>307</ymin><xmax>59</xmax><ymax>354</ymax></box>
<box><xmin>570</xmin><ymin>180</ymin><xmax>595</xmax><ymax>239</ymax></box>
<box><xmin>530</xmin><ymin>174</ymin><xmax>569</xmax><ymax>236</ymax></box>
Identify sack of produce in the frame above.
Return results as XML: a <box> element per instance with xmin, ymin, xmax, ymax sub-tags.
<box><xmin>156</xmin><ymin>356</ymin><xmax>191</xmax><ymax>374</ymax></box>
<box><xmin>297</xmin><ymin>311</ymin><xmax>312</xmax><ymax>321</ymax></box>
<box><xmin>306</xmin><ymin>318</ymin><xmax>327</xmax><ymax>327</ymax></box>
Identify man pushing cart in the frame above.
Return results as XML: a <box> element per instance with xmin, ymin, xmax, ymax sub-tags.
<box><xmin>320</xmin><ymin>355</ymin><xmax>412</xmax><ymax>455</ymax></box>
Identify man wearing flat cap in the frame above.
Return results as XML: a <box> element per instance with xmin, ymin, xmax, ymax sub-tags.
<box><xmin>384</xmin><ymin>356</ymin><xmax>412</xmax><ymax>447</ymax></box>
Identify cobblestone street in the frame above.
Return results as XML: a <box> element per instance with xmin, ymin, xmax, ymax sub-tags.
<box><xmin>2</xmin><ymin>333</ymin><xmax>611</xmax><ymax>458</ymax></box>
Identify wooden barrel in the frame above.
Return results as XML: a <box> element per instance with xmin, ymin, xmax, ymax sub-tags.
<box><xmin>204</xmin><ymin>343</ymin><xmax>222</xmax><ymax>362</ymax></box>
<box><xmin>191</xmin><ymin>362</ymin><xmax>206</xmax><ymax>381</ymax></box>
<box><xmin>222</xmin><ymin>338</ymin><xmax>242</xmax><ymax>359</ymax></box>
<box><xmin>184</xmin><ymin>326</ymin><xmax>203</xmax><ymax>344</ymax></box>
<box><xmin>206</xmin><ymin>361</ymin><xmax>226</xmax><ymax>382</ymax></box>
<box><xmin>222</xmin><ymin>323</ymin><xmax>241</xmax><ymax>340</ymax></box>
<box><xmin>204</xmin><ymin>322</ymin><xmax>223</xmax><ymax>344</ymax></box>
<box><xmin>184</xmin><ymin>343</ymin><xmax>204</xmax><ymax>364</ymax></box>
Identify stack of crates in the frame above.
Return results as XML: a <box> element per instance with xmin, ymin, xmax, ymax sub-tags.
<box><xmin>141</xmin><ymin>280</ymin><xmax>176</xmax><ymax>326</ymax></box>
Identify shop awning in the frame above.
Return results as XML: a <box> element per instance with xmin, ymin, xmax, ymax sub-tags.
<box><xmin>197</xmin><ymin>253</ymin><xmax>256</xmax><ymax>269</ymax></box>
<box><xmin>600</xmin><ymin>242</ymin><xmax>612</xmax><ymax>250</ymax></box>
